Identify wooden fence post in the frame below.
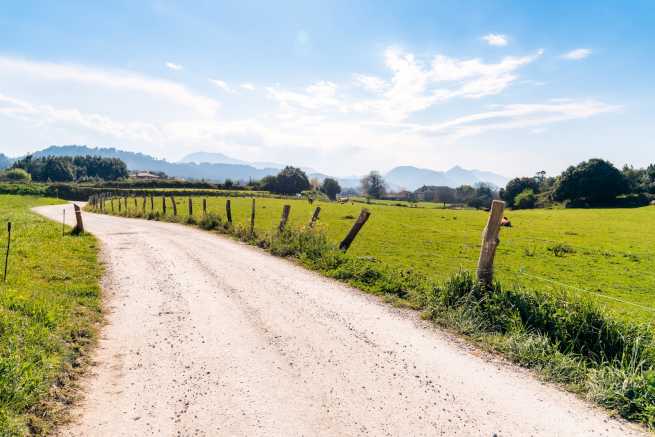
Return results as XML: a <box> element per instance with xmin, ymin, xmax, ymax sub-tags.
<box><xmin>118</xmin><ymin>198</ymin><xmax>122</xmax><ymax>213</ymax></box>
<box><xmin>339</xmin><ymin>208</ymin><xmax>371</xmax><ymax>252</ymax></box>
<box><xmin>188</xmin><ymin>197</ymin><xmax>193</xmax><ymax>216</ymax></box>
<box><xmin>226</xmin><ymin>199</ymin><xmax>232</xmax><ymax>225</ymax></box>
<box><xmin>150</xmin><ymin>194</ymin><xmax>154</xmax><ymax>211</ymax></box>
<box><xmin>249</xmin><ymin>198</ymin><xmax>256</xmax><ymax>235</ymax></box>
<box><xmin>4</xmin><ymin>222</ymin><xmax>11</xmax><ymax>282</ymax></box>
<box><xmin>278</xmin><ymin>205</ymin><xmax>291</xmax><ymax>233</ymax></box>
<box><xmin>202</xmin><ymin>198</ymin><xmax>207</xmax><ymax>215</ymax></box>
<box><xmin>73</xmin><ymin>204</ymin><xmax>84</xmax><ymax>234</ymax></box>
<box><xmin>476</xmin><ymin>200</ymin><xmax>505</xmax><ymax>288</ymax></box>
<box><xmin>133</xmin><ymin>197</ymin><xmax>137</xmax><ymax>209</ymax></box>
<box><xmin>162</xmin><ymin>195</ymin><xmax>167</xmax><ymax>214</ymax></box>
<box><xmin>111</xmin><ymin>198</ymin><xmax>115</xmax><ymax>212</ymax></box>
<box><xmin>170</xmin><ymin>195</ymin><xmax>177</xmax><ymax>216</ymax></box>
<box><xmin>143</xmin><ymin>196</ymin><xmax>147</xmax><ymax>211</ymax></box>
<box><xmin>309</xmin><ymin>206</ymin><xmax>321</xmax><ymax>227</ymax></box>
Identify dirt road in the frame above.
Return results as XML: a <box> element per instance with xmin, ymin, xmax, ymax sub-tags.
<box><xmin>35</xmin><ymin>204</ymin><xmax>644</xmax><ymax>436</ymax></box>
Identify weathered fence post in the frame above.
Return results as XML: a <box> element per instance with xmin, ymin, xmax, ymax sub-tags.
<box><xmin>124</xmin><ymin>197</ymin><xmax>128</xmax><ymax>212</ymax></box>
<box><xmin>162</xmin><ymin>195</ymin><xmax>167</xmax><ymax>214</ymax></box>
<box><xmin>133</xmin><ymin>197</ymin><xmax>137</xmax><ymax>209</ymax></box>
<box><xmin>170</xmin><ymin>195</ymin><xmax>177</xmax><ymax>216</ymax></box>
<box><xmin>339</xmin><ymin>208</ymin><xmax>371</xmax><ymax>252</ymax></box>
<box><xmin>188</xmin><ymin>197</ymin><xmax>193</xmax><ymax>216</ymax></box>
<box><xmin>202</xmin><ymin>198</ymin><xmax>207</xmax><ymax>215</ymax></box>
<box><xmin>278</xmin><ymin>205</ymin><xmax>291</xmax><ymax>233</ymax></box>
<box><xmin>73</xmin><ymin>204</ymin><xmax>84</xmax><ymax>234</ymax></box>
<box><xmin>118</xmin><ymin>198</ymin><xmax>122</xmax><ymax>213</ymax></box>
<box><xmin>249</xmin><ymin>198</ymin><xmax>256</xmax><ymax>235</ymax></box>
<box><xmin>3</xmin><ymin>222</ymin><xmax>10</xmax><ymax>282</ymax></box>
<box><xmin>309</xmin><ymin>206</ymin><xmax>321</xmax><ymax>227</ymax></box>
<box><xmin>111</xmin><ymin>198</ymin><xmax>115</xmax><ymax>212</ymax></box>
<box><xmin>150</xmin><ymin>194</ymin><xmax>154</xmax><ymax>211</ymax></box>
<box><xmin>476</xmin><ymin>200</ymin><xmax>505</xmax><ymax>288</ymax></box>
<box><xmin>226</xmin><ymin>199</ymin><xmax>232</xmax><ymax>225</ymax></box>
<box><xmin>143</xmin><ymin>195</ymin><xmax>147</xmax><ymax>211</ymax></box>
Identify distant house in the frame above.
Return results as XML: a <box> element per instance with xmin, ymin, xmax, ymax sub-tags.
<box><xmin>133</xmin><ymin>171</ymin><xmax>161</xmax><ymax>180</ymax></box>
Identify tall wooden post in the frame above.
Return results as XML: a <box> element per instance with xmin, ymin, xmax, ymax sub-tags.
<box><xmin>278</xmin><ymin>205</ymin><xmax>291</xmax><ymax>233</ymax></box>
<box><xmin>162</xmin><ymin>196</ymin><xmax>167</xmax><ymax>214</ymax></box>
<box><xmin>73</xmin><ymin>204</ymin><xmax>84</xmax><ymax>234</ymax></box>
<box><xmin>188</xmin><ymin>197</ymin><xmax>193</xmax><ymax>216</ymax></box>
<box><xmin>249</xmin><ymin>198</ymin><xmax>256</xmax><ymax>235</ymax></box>
<box><xmin>143</xmin><ymin>195</ymin><xmax>147</xmax><ymax>211</ymax></box>
<box><xmin>118</xmin><ymin>198</ymin><xmax>122</xmax><ymax>213</ymax></box>
<box><xmin>150</xmin><ymin>194</ymin><xmax>154</xmax><ymax>211</ymax></box>
<box><xmin>111</xmin><ymin>198</ymin><xmax>115</xmax><ymax>212</ymax></box>
<box><xmin>134</xmin><ymin>197</ymin><xmax>137</xmax><ymax>209</ymax></box>
<box><xmin>226</xmin><ymin>199</ymin><xmax>232</xmax><ymax>225</ymax></box>
<box><xmin>170</xmin><ymin>195</ymin><xmax>177</xmax><ymax>216</ymax></box>
<box><xmin>476</xmin><ymin>200</ymin><xmax>505</xmax><ymax>288</ymax></box>
<box><xmin>339</xmin><ymin>209</ymin><xmax>371</xmax><ymax>252</ymax></box>
<box><xmin>202</xmin><ymin>198</ymin><xmax>207</xmax><ymax>215</ymax></box>
<box><xmin>309</xmin><ymin>206</ymin><xmax>321</xmax><ymax>227</ymax></box>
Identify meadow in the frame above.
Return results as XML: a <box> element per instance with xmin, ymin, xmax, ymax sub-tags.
<box><xmin>0</xmin><ymin>195</ymin><xmax>101</xmax><ymax>436</ymax></box>
<box><xmin>104</xmin><ymin>194</ymin><xmax>655</xmax><ymax>323</ymax></box>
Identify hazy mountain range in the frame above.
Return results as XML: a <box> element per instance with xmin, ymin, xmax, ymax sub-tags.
<box><xmin>1</xmin><ymin>146</ymin><xmax>508</xmax><ymax>190</ymax></box>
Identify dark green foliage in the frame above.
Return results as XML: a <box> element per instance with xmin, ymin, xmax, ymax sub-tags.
<box><xmin>553</xmin><ymin>159</ymin><xmax>629</xmax><ymax>205</ymax></box>
<box><xmin>0</xmin><ymin>168</ymin><xmax>31</xmax><ymax>182</ymax></box>
<box><xmin>198</xmin><ymin>212</ymin><xmax>222</xmax><ymax>230</ymax></box>
<box><xmin>501</xmin><ymin>177</ymin><xmax>541</xmax><ymax>207</ymax></box>
<box><xmin>360</xmin><ymin>171</ymin><xmax>387</xmax><ymax>199</ymax></box>
<box><xmin>260</xmin><ymin>166</ymin><xmax>310</xmax><ymax>195</ymax></box>
<box><xmin>13</xmin><ymin>155</ymin><xmax>128</xmax><ymax>182</ymax></box>
<box><xmin>320</xmin><ymin>177</ymin><xmax>341</xmax><ymax>200</ymax></box>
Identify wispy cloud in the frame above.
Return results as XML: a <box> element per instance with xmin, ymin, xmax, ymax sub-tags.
<box><xmin>482</xmin><ymin>33</ymin><xmax>508</xmax><ymax>46</ymax></box>
<box><xmin>165</xmin><ymin>61</ymin><xmax>183</xmax><ymax>71</ymax></box>
<box><xmin>0</xmin><ymin>56</ymin><xmax>219</xmax><ymax>116</ymax></box>
<box><xmin>561</xmin><ymin>48</ymin><xmax>592</xmax><ymax>60</ymax></box>
<box><xmin>240</xmin><ymin>83</ymin><xmax>255</xmax><ymax>91</ymax></box>
<box><xmin>353</xmin><ymin>74</ymin><xmax>387</xmax><ymax>93</ymax></box>
<box><xmin>209</xmin><ymin>79</ymin><xmax>234</xmax><ymax>93</ymax></box>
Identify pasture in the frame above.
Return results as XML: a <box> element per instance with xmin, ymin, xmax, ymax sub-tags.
<box><xmin>102</xmin><ymin>194</ymin><xmax>655</xmax><ymax>323</ymax></box>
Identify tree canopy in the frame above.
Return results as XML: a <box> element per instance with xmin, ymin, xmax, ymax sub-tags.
<box><xmin>13</xmin><ymin>155</ymin><xmax>128</xmax><ymax>182</ymax></box>
<box><xmin>552</xmin><ymin>159</ymin><xmax>628</xmax><ymax>204</ymax></box>
<box><xmin>260</xmin><ymin>166</ymin><xmax>310</xmax><ymax>195</ymax></box>
<box><xmin>320</xmin><ymin>177</ymin><xmax>341</xmax><ymax>200</ymax></box>
<box><xmin>360</xmin><ymin>171</ymin><xmax>387</xmax><ymax>199</ymax></box>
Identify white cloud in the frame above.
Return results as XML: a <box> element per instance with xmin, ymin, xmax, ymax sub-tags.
<box><xmin>209</xmin><ymin>79</ymin><xmax>234</xmax><ymax>93</ymax></box>
<box><xmin>561</xmin><ymin>48</ymin><xmax>592</xmax><ymax>60</ymax></box>
<box><xmin>240</xmin><ymin>83</ymin><xmax>255</xmax><ymax>91</ymax></box>
<box><xmin>482</xmin><ymin>33</ymin><xmax>508</xmax><ymax>47</ymax></box>
<box><xmin>165</xmin><ymin>62</ymin><xmax>183</xmax><ymax>71</ymax></box>
<box><xmin>0</xmin><ymin>56</ymin><xmax>219</xmax><ymax>116</ymax></box>
<box><xmin>353</xmin><ymin>74</ymin><xmax>387</xmax><ymax>93</ymax></box>
<box><xmin>267</xmin><ymin>80</ymin><xmax>340</xmax><ymax>110</ymax></box>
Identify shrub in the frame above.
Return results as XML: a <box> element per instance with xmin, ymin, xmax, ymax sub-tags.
<box><xmin>514</xmin><ymin>188</ymin><xmax>536</xmax><ymax>209</ymax></box>
<box><xmin>0</xmin><ymin>168</ymin><xmax>31</xmax><ymax>182</ymax></box>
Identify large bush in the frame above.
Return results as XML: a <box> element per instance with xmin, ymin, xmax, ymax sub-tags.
<box><xmin>501</xmin><ymin>177</ymin><xmax>540</xmax><ymax>207</ymax></box>
<box><xmin>0</xmin><ymin>168</ymin><xmax>31</xmax><ymax>182</ymax></box>
<box><xmin>553</xmin><ymin>159</ymin><xmax>628</xmax><ymax>205</ymax></box>
<box><xmin>514</xmin><ymin>188</ymin><xmax>536</xmax><ymax>209</ymax></box>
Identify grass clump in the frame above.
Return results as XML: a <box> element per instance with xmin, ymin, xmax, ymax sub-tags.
<box><xmin>0</xmin><ymin>195</ymin><xmax>102</xmax><ymax>436</ymax></box>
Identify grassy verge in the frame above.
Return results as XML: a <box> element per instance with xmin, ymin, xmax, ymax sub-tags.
<box><xmin>92</xmin><ymin>205</ymin><xmax>655</xmax><ymax>429</ymax></box>
<box><xmin>0</xmin><ymin>195</ymin><xmax>102</xmax><ymax>436</ymax></box>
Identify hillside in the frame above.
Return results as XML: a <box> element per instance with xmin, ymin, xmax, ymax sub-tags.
<box><xmin>0</xmin><ymin>153</ymin><xmax>13</xmax><ymax>169</ymax></box>
<box><xmin>385</xmin><ymin>165</ymin><xmax>508</xmax><ymax>190</ymax></box>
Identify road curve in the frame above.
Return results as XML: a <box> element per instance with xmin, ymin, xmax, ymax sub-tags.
<box><xmin>34</xmin><ymin>204</ymin><xmax>643</xmax><ymax>437</ymax></box>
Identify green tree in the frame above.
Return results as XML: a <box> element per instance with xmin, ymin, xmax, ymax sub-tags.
<box><xmin>500</xmin><ymin>177</ymin><xmax>540</xmax><ymax>207</ymax></box>
<box><xmin>360</xmin><ymin>171</ymin><xmax>386</xmax><ymax>199</ymax></box>
<box><xmin>553</xmin><ymin>158</ymin><xmax>628</xmax><ymax>204</ymax></box>
<box><xmin>320</xmin><ymin>177</ymin><xmax>341</xmax><ymax>200</ymax></box>
<box><xmin>514</xmin><ymin>188</ymin><xmax>537</xmax><ymax>209</ymax></box>
<box><xmin>0</xmin><ymin>168</ymin><xmax>31</xmax><ymax>182</ymax></box>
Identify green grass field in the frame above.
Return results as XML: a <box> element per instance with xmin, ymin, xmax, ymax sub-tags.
<box><xmin>0</xmin><ymin>195</ymin><xmax>101</xmax><ymax>436</ymax></box>
<box><xmin>106</xmin><ymin>194</ymin><xmax>655</xmax><ymax>323</ymax></box>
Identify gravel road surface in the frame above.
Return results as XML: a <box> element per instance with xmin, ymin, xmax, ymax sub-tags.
<box><xmin>34</xmin><ymin>204</ymin><xmax>644</xmax><ymax>437</ymax></box>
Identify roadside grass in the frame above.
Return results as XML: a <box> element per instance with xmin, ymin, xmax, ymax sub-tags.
<box><xmin>91</xmin><ymin>197</ymin><xmax>655</xmax><ymax>428</ymax></box>
<box><xmin>0</xmin><ymin>195</ymin><xmax>102</xmax><ymax>436</ymax></box>
<box><xmin>102</xmin><ymin>195</ymin><xmax>655</xmax><ymax>322</ymax></box>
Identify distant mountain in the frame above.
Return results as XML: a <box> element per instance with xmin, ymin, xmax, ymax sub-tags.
<box><xmin>385</xmin><ymin>165</ymin><xmax>508</xmax><ymax>191</ymax></box>
<box><xmin>0</xmin><ymin>153</ymin><xmax>13</xmax><ymax>170</ymax></box>
<box><xmin>31</xmin><ymin>145</ymin><xmax>280</xmax><ymax>182</ymax></box>
<box><xmin>179</xmin><ymin>151</ymin><xmax>249</xmax><ymax>166</ymax></box>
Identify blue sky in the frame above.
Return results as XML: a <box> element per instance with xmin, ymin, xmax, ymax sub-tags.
<box><xmin>0</xmin><ymin>0</ymin><xmax>653</xmax><ymax>177</ymax></box>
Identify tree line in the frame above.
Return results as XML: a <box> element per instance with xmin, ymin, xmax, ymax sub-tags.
<box><xmin>11</xmin><ymin>155</ymin><xmax>129</xmax><ymax>182</ymax></box>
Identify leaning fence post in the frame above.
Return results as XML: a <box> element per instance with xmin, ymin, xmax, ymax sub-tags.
<box><xmin>3</xmin><ymin>222</ymin><xmax>10</xmax><ymax>282</ymax></box>
<box><xmin>278</xmin><ymin>205</ymin><xmax>291</xmax><ymax>233</ymax></box>
<box><xmin>162</xmin><ymin>195</ymin><xmax>167</xmax><ymax>214</ymax></box>
<box><xmin>309</xmin><ymin>206</ymin><xmax>321</xmax><ymax>227</ymax></box>
<box><xmin>476</xmin><ymin>200</ymin><xmax>505</xmax><ymax>288</ymax></box>
<box><xmin>226</xmin><ymin>199</ymin><xmax>232</xmax><ymax>225</ymax></box>
<box><xmin>188</xmin><ymin>197</ymin><xmax>193</xmax><ymax>216</ymax></box>
<box><xmin>73</xmin><ymin>204</ymin><xmax>84</xmax><ymax>234</ymax></box>
<box><xmin>170</xmin><ymin>195</ymin><xmax>177</xmax><ymax>216</ymax></box>
<box><xmin>202</xmin><ymin>198</ymin><xmax>207</xmax><ymax>215</ymax></box>
<box><xmin>249</xmin><ymin>198</ymin><xmax>256</xmax><ymax>236</ymax></box>
<box><xmin>339</xmin><ymin>208</ymin><xmax>371</xmax><ymax>251</ymax></box>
